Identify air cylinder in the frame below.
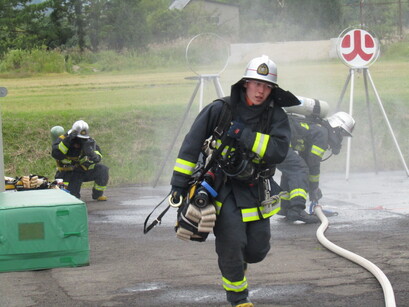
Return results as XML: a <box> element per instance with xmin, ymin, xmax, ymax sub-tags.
<box><xmin>50</xmin><ymin>126</ymin><xmax>65</xmax><ymax>143</ymax></box>
<box><xmin>284</xmin><ymin>96</ymin><xmax>329</xmax><ymax>118</ymax></box>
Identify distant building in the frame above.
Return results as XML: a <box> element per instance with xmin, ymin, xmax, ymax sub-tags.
<box><xmin>169</xmin><ymin>0</ymin><xmax>239</xmax><ymax>41</ymax></box>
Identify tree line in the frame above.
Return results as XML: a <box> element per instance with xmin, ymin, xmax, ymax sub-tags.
<box><xmin>0</xmin><ymin>0</ymin><xmax>407</xmax><ymax>57</ymax></box>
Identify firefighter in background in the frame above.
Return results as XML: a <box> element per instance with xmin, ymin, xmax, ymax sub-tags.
<box><xmin>51</xmin><ymin>120</ymin><xmax>109</xmax><ymax>200</ymax></box>
<box><xmin>277</xmin><ymin>111</ymin><xmax>355</xmax><ymax>223</ymax></box>
<box><xmin>170</xmin><ymin>55</ymin><xmax>300</xmax><ymax>307</ymax></box>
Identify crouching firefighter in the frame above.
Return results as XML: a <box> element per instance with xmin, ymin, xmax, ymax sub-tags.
<box><xmin>169</xmin><ymin>55</ymin><xmax>300</xmax><ymax>307</ymax></box>
<box><xmin>277</xmin><ymin>110</ymin><xmax>355</xmax><ymax>223</ymax></box>
<box><xmin>51</xmin><ymin>120</ymin><xmax>109</xmax><ymax>200</ymax></box>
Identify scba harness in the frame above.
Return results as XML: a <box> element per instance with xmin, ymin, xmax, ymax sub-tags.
<box><xmin>144</xmin><ymin>95</ymin><xmax>289</xmax><ymax>241</ymax></box>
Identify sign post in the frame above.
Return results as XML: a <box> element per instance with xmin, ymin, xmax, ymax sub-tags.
<box><xmin>336</xmin><ymin>27</ymin><xmax>409</xmax><ymax>179</ymax></box>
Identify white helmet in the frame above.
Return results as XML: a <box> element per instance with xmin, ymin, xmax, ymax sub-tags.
<box><xmin>68</xmin><ymin>120</ymin><xmax>90</xmax><ymax>139</ymax></box>
<box><xmin>327</xmin><ymin>112</ymin><xmax>355</xmax><ymax>136</ymax></box>
<box><xmin>243</xmin><ymin>55</ymin><xmax>278</xmax><ymax>85</ymax></box>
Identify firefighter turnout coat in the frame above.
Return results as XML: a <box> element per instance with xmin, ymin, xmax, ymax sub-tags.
<box><xmin>171</xmin><ymin>81</ymin><xmax>299</xmax><ymax>215</ymax></box>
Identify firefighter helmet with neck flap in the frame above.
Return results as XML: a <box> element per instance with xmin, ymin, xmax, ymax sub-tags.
<box><xmin>243</xmin><ymin>55</ymin><xmax>278</xmax><ymax>86</ymax></box>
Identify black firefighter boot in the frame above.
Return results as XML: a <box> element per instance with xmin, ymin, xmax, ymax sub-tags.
<box><xmin>286</xmin><ymin>207</ymin><xmax>319</xmax><ymax>224</ymax></box>
<box><xmin>92</xmin><ymin>188</ymin><xmax>107</xmax><ymax>201</ymax></box>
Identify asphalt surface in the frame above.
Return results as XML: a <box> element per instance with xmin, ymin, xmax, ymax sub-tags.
<box><xmin>1</xmin><ymin>171</ymin><xmax>409</xmax><ymax>307</ymax></box>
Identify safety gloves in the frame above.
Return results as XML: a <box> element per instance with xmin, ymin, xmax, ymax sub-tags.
<box><xmin>170</xmin><ymin>186</ymin><xmax>187</xmax><ymax>204</ymax></box>
<box><xmin>227</xmin><ymin>121</ymin><xmax>245</xmax><ymax>140</ymax></box>
<box><xmin>62</xmin><ymin>130</ymin><xmax>78</xmax><ymax>147</ymax></box>
<box><xmin>82</xmin><ymin>139</ymin><xmax>101</xmax><ymax>163</ymax></box>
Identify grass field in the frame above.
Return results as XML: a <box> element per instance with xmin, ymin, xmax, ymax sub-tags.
<box><xmin>1</xmin><ymin>58</ymin><xmax>409</xmax><ymax>187</ymax></box>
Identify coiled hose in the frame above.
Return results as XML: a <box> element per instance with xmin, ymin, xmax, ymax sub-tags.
<box><xmin>314</xmin><ymin>205</ymin><xmax>396</xmax><ymax>307</ymax></box>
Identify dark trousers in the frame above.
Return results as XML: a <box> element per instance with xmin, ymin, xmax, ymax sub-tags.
<box><xmin>277</xmin><ymin>149</ymin><xmax>309</xmax><ymax>211</ymax></box>
<box><xmin>56</xmin><ymin>164</ymin><xmax>109</xmax><ymax>199</ymax></box>
<box><xmin>214</xmin><ymin>193</ymin><xmax>271</xmax><ymax>304</ymax></box>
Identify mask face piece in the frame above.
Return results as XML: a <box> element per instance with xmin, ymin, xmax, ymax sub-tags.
<box><xmin>328</xmin><ymin>128</ymin><xmax>343</xmax><ymax>155</ymax></box>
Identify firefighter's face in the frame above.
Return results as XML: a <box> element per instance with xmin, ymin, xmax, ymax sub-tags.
<box><xmin>244</xmin><ymin>80</ymin><xmax>272</xmax><ymax>105</ymax></box>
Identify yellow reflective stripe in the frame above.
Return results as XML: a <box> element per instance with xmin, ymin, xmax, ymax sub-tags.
<box><xmin>241</xmin><ymin>204</ymin><xmax>280</xmax><ymax>222</ymax></box>
<box><xmin>214</xmin><ymin>200</ymin><xmax>222</xmax><ymax>215</ymax></box>
<box><xmin>58</xmin><ymin>142</ymin><xmax>68</xmax><ymax>154</ymax></box>
<box><xmin>94</xmin><ymin>184</ymin><xmax>106</xmax><ymax>191</ymax></box>
<box><xmin>300</xmin><ymin>122</ymin><xmax>310</xmax><ymax>130</ymax></box>
<box><xmin>289</xmin><ymin>188</ymin><xmax>307</xmax><ymax>200</ymax></box>
<box><xmin>173</xmin><ymin>158</ymin><xmax>196</xmax><ymax>175</ymax></box>
<box><xmin>252</xmin><ymin>132</ymin><xmax>269</xmax><ymax>158</ymax></box>
<box><xmin>95</xmin><ymin>150</ymin><xmax>102</xmax><ymax>158</ymax></box>
<box><xmin>311</xmin><ymin>145</ymin><xmax>325</xmax><ymax>158</ymax></box>
<box><xmin>309</xmin><ymin>174</ymin><xmax>320</xmax><ymax>183</ymax></box>
<box><xmin>222</xmin><ymin>276</ymin><xmax>248</xmax><ymax>292</ymax></box>
<box><xmin>57</xmin><ymin>166</ymin><xmax>74</xmax><ymax>171</ymax></box>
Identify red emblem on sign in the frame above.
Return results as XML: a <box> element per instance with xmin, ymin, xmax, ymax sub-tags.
<box><xmin>337</xmin><ymin>28</ymin><xmax>379</xmax><ymax>68</ymax></box>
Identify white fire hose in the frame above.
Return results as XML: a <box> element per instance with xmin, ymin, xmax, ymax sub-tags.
<box><xmin>314</xmin><ymin>205</ymin><xmax>396</xmax><ymax>307</ymax></box>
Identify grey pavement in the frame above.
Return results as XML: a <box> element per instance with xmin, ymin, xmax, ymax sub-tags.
<box><xmin>1</xmin><ymin>171</ymin><xmax>409</xmax><ymax>307</ymax></box>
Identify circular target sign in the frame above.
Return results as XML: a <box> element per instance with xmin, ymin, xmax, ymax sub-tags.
<box><xmin>185</xmin><ymin>33</ymin><xmax>230</xmax><ymax>76</ymax></box>
<box><xmin>337</xmin><ymin>27</ymin><xmax>380</xmax><ymax>68</ymax></box>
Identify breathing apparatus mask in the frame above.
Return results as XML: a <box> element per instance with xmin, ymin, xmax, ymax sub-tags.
<box><xmin>217</xmin><ymin>142</ymin><xmax>257</xmax><ymax>181</ymax></box>
<box><xmin>325</xmin><ymin>112</ymin><xmax>355</xmax><ymax>155</ymax></box>
<box><xmin>327</xmin><ymin>127</ymin><xmax>344</xmax><ymax>155</ymax></box>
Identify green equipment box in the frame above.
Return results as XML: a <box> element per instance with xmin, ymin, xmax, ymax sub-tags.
<box><xmin>0</xmin><ymin>189</ymin><xmax>90</xmax><ymax>272</ymax></box>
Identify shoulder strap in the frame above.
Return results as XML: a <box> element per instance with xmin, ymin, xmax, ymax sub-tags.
<box><xmin>213</xmin><ymin>96</ymin><xmax>232</xmax><ymax>139</ymax></box>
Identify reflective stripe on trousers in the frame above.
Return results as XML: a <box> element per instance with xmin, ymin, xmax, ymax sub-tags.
<box><xmin>222</xmin><ymin>276</ymin><xmax>248</xmax><ymax>292</ymax></box>
<box><xmin>215</xmin><ymin>193</ymin><xmax>284</xmax><ymax>222</ymax></box>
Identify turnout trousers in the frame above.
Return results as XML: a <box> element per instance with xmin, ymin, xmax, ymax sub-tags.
<box><xmin>214</xmin><ymin>192</ymin><xmax>271</xmax><ymax>304</ymax></box>
<box><xmin>277</xmin><ymin>149</ymin><xmax>309</xmax><ymax>212</ymax></box>
<box><xmin>55</xmin><ymin>163</ymin><xmax>109</xmax><ymax>199</ymax></box>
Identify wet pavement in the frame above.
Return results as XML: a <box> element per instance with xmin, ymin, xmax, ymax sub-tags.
<box><xmin>1</xmin><ymin>171</ymin><xmax>409</xmax><ymax>307</ymax></box>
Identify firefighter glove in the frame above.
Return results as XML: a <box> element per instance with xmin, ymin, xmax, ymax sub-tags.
<box><xmin>170</xmin><ymin>186</ymin><xmax>187</xmax><ymax>204</ymax></box>
<box><xmin>82</xmin><ymin>139</ymin><xmax>95</xmax><ymax>155</ymax></box>
<box><xmin>67</xmin><ymin>130</ymin><xmax>78</xmax><ymax>141</ymax></box>
<box><xmin>310</xmin><ymin>188</ymin><xmax>323</xmax><ymax>202</ymax></box>
<box><xmin>89</xmin><ymin>153</ymin><xmax>101</xmax><ymax>163</ymax></box>
<box><xmin>227</xmin><ymin>121</ymin><xmax>245</xmax><ymax>140</ymax></box>
<box><xmin>62</xmin><ymin>130</ymin><xmax>78</xmax><ymax>147</ymax></box>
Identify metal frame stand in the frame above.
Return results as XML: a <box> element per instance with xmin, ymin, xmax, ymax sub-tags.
<box><xmin>152</xmin><ymin>74</ymin><xmax>225</xmax><ymax>187</ymax></box>
<box><xmin>336</xmin><ymin>68</ymin><xmax>409</xmax><ymax>180</ymax></box>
